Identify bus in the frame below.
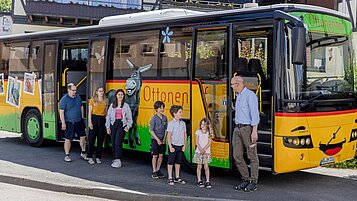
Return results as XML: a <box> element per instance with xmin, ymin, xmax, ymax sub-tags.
<box><xmin>0</xmin><ymin>4</ymin><xmax>356</xmax><ymax>174</ymax></box>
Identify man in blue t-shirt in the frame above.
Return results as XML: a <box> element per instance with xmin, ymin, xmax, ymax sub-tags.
<box><xmin>60</xmin><ymin>83</ymin><xmax>87</xmax><ymax>162</ymax></box>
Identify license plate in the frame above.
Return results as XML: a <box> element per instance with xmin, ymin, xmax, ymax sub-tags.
<box><xmin>320</xmin><ymin>156</ymin><xmax>335</xmax><ymax>166</ymax></box>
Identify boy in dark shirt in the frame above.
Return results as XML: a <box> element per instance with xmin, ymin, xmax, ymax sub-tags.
<box><xmin>149</xmin><ymin>101</ymin><xmax>168</xmax><ymax>179</ymax></box>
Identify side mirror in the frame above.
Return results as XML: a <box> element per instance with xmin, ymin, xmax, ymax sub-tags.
<box><xmin>291</xmin><ymin>26</ymin><xmax>306</xmax><ymax>65</ymax></box>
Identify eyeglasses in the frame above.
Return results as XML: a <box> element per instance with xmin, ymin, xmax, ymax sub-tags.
<box><xmin>231</xmin><ymin>83</ymin><xmax>238</xmax><ymax>86</ymax></box>
<box><xmin>70</xmin><ymin>89</ymin><xmax>77</xmax><ymax>92</ymax></box>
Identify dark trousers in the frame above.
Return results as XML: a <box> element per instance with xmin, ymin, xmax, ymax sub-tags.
<box><xmin>110</xmin><ymin>119</ymin><xmax>125</xmax><ymax>159</ymax></box>
<box><xmin>88</xmin><ymin>115</ymin><xmax>106</xmax><ymax>159</ymax></box>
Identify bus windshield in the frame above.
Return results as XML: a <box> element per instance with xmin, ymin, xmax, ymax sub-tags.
<box><xmin>283</xmin><ymin>32</ymin><xmax>357</xmax><ymax>112</ymax></box>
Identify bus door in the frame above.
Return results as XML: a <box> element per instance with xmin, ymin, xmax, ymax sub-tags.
<box><xmin>191</xmin><ymin>25</ymin><xmax>231</xmax><ymax>169</ymax></box>
<box><xmin>86</xmin><ymin>37</ymin><xmax>108</xmax><ymax>117</ymax></box>
<box><xmin>42</xmin><ymin>42</ymin><xmax>58</xmax><ymax>141</ymax></box>
<box><xmin>60</xmin><ymin>40</ymin><xmax>89</xmax><ymax>107</ymax></box>
<box><xmin>58</xmin><ymin>40</ymin><xmax>89</xmax><ymax>140</ymax></box>
<box><xmin>233</xmin><ymin>25</ymin><xmax>274</xmax><ymax>170</ymax></box>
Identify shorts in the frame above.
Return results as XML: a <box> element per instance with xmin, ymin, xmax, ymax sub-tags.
<box><xmin>151</xmin><ymin>139</ymin><xmax>166</xmax><ymax>155</ymax></box>
<box><xmin>167</xmin><ymin>145</ymin><xmax>183</xmax><ymax>165</ymax></box>
<box><xmin>193</xmin><ymin>152</ymin><xmax>212</xmax><ymax>164</ymax></box>
<box><xmin>64</xmin><ymin>119</ymin><xmax>86</xmax><ymax>140</ymax></box>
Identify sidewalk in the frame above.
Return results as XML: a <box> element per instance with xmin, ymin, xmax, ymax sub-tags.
<box><xmin>0</xmin><ymin>131</ymin><xmax>243</xmax><ymax>201</ymax></box>
<box><xmin>0</xmin><ymin>131</ymin><xmax>356</xmax><ymax>201</ymax></box>
<box><xmin>0</xmin><ymin>160</ymin><xmax>230</xmax><ymax>201</ymax></box>
<box><xmin>302</xmin><ymin>167</ymin><xmax>357</xmax><ymax>180</ymax></box>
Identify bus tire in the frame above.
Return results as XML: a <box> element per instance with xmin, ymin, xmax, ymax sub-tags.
<box><xmin>23</xmin><ymin>109</ymin><xmax>43</xmax><ymax>147</ymax></box>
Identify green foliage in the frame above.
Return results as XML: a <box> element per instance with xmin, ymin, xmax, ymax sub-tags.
<box><xmin>0</xmin><ymin>0</ymin><xmax>12</xmax><ymax>12</ymax></box>
<box><xmin>327</xmin><ymin>151</ymin><xmax>357</xmax><ymax>169</ymax></box>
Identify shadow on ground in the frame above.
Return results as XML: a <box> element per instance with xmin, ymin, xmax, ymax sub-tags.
<box><xmin>0</xmin><ymin>133</ymin><xmax>356</xmax><ymax>201</ymax></box>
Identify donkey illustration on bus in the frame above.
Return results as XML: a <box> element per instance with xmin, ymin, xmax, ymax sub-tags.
<box><xmin>107</xmin><ymin>59</ymin><xmax>152</xmax><ymax>149</ymax></box>
<box><xmin>125</xmin><ymin>59</ymin><xmax>152</xmax><ymax>148</ymax></box>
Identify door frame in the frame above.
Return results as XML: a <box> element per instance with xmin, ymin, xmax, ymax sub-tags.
<box><xmin>86</xmin><ymin>36</ymin><xmax>109</xmax><ymax>121</ymax></box>
<box><xmin>41</xmin><ymin>41</ymin><xmax>59</xmax><ymax>141</ymax></box>
<box><xmin>191</xmin><ymin>23</ymin><xmax>234</xmax><ymax>169</ymax></box>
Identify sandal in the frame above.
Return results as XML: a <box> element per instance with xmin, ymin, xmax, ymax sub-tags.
<box><xmin>174</xmin><ymin>177</ymin><xmax>186</xmax><ymax>184</ymax></box>
<box><xmin>205</xmin><ymin>182</ymin><xmax>212</xmax><ymax>189</ymax></box>
<box><xmin>196</xmin><ymin>181</ymin><xmax>205</xmax><ymax>188</ymax></box>
<box><xmin>167</xmin><ymin>178</ymin><xmax>174</xmax><ymax>186</ymax></box>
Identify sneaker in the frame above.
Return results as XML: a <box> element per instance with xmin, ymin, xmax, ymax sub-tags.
<box><xmin>96</xmin><ymin>158</ymin><xmax>102</xmax><ymax>164</ymax></box>
<box><xmin>80</xmin><ymin>153</ymin><xmax>88</xmax><ymax>160</ymax></box>
<box><xmin>156</xmin><ymin>170</ymin><xmax>166</xmax><ymax>179</ymax></box>
<box><xmin>111</xmin><ymin>159</ymin><xmax>122</xmax><ymax>168</ymax></box>
<box><xmin>88</xmin><ymin>158</ymin><xmax>95</xmax><ymax>165</ymax></box>
<box><xmin>235</xmin><ymin>179</ymin><xmax>249</xmax><ymax>190</ymax></box>
<box><xmin>151</xmin><ymin>172</ymin><xmax>159</xmax><ymax>179</ymax></box>
<box><xmin>64</xmin><ymin>155</ymin><xmax>71</xmax><ymax>162</ymax></box>
<box><xmin>244</xmin><ymin>181</ymin><xmax>257</xmax><ymax>192</ymax></box>
<box><xmin>174</xmin><ymin>177</ymin><xmax>186</xmax><ymax>184</ymax></box>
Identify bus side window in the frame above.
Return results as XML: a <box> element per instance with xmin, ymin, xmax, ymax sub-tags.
<box><xmin>29</xmin><ymin>42</ymin><xmax>44</xmax><ymax>79</ymax></box>
<box><xmin>112</xmin><ymin>30</ymin><xmax>159</xmax><ymax>79</ymax></box>
<box><xmin>160</xmin><ymin>27</ymin><xmax>191</xmax><ymax>79</ymax></box>
<box><xmin>9</xmin><ymin>42</ymin><xmax>30</xmax><ymax>79</ymax></box>
<box><xmin>0</xmin><ymin>43</ymin><xmax>10</xmax><ymax>79</ymax></box>
<box><xmin>0</xmin><ymin>43</ymin><xmax>10</xmax><ymax>95</ymax></box>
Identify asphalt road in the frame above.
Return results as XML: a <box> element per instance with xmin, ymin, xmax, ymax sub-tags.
<box><xmin>0</xmin><ymin>131</ymin><xmax>356</xmax><ymax>201</ymax></box>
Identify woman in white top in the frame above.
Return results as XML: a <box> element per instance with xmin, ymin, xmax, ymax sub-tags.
<box><xmin>193</xmin><ymin>118</ymin><xmax>213</xmax><ymax>188</ymax></box>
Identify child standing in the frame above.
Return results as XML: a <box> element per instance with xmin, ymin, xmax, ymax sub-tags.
<box><xmin>149</xmin><ymin>101</ymin><xmax>168</xmax><ymax>179</ymax></box>
<box><xmin>166</xmin><ymin>105</ymin><xmax>187</xmax><ymax>185</ymax></box>
<box><xmin>105</xmin><ymin>89</ymin><xmax>133</xmax><ymax>168</ymax></box>
<box><xmin>193</xmin><ymin>118</ymin><xmax>213</xmax><ymax>188</ymax></box>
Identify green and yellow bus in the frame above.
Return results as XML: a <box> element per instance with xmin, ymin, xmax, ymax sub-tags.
<box><xmin>0</xmin><ymin>4</ymin><xmax>356</xmax><ymax>174</ymax></box>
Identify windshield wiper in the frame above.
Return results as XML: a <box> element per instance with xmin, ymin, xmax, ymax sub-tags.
<box><xmin>299</xmin><ymin>93</ymin><xmax>325</xmax><ymax>108</ymax></box>
<box><xmin>299</xmin><ymin>91</ymin><xmax>357</xmax><ymax>109</ymax></box>
<box><xmin>327</xmin><ymin>91</ymin><xmax>357</xmax><ymax>100</ymax></box>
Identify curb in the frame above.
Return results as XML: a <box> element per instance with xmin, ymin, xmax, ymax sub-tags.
<box><xmin>301</xmin><ymin>167</ymin><xmax>357</xmax><ymax>180</ymax></box>
<box><xmin>0</xmin><ymin>174</ymin><xmax>238</xmax><ymax>201</ymax></box>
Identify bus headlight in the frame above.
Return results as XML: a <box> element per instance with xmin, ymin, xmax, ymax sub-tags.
<box><xmin>300</xmin><ymin>139</ymin><xmax>305</xmax><ymax>146</ymax></box>
<box><xmin>305</xmin><ymin>138</ymin><xmax>311</xmax><ymax>145</ymax></box>
<box><xmin>288</xmin><ymin>138</ymin><xmax>293</xmax><ymax>143</ymax></box>
<box><xmin>283</xmin><ymin>136</ymin><xmax>313</xmax><ymax>148</ymax></box>
<box><xmin>350</xmin><ymin>129</ymin><xmax>357</xmax><ymax>142</ymax></box>
<box><xmin>293</xmin><ymin>138</ymin><xmax>299</xmax><ymax>146</ymax></box>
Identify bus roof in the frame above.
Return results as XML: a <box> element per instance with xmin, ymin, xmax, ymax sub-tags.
<box><xmin>99</xmin><ymin>9</ymin><xmax>205</xmax><ymax>26</ymax></box>
<box><xmin>0</xmin><ymin>4</ymin><xmax>351</xmax><ymax>42</ymax></box>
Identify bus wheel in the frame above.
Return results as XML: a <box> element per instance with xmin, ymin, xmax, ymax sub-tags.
<box><xmin>23</xmin><ymin>109</ymin><xmax>43</xmax><ymax>147</ymax></box>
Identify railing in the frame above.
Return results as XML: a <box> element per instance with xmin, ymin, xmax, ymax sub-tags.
<box><xmin>29</xmin><ymin>0</ymin><xmax>143</xmax><ymax>9</ymax></box>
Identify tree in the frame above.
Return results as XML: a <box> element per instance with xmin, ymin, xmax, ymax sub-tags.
<box><xmin>0</xmin><ymin>0</ymin><xmax>12</xmax><ymax>12</ymax></box>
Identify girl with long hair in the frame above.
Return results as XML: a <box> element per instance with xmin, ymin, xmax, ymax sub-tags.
<box><xmin>193</xmin><ymin>118</ymin><xmax>213</xmax><ymax>188</ymax></box>
<box><xmin>105</xmin><ymin>89</ymin><xmax>133</xmax><ymax>168</ymax></box>
<box><xmin>87</xmin><ymin>86</ymin><xmax>109</xmax><ymax>164</ymax></box>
